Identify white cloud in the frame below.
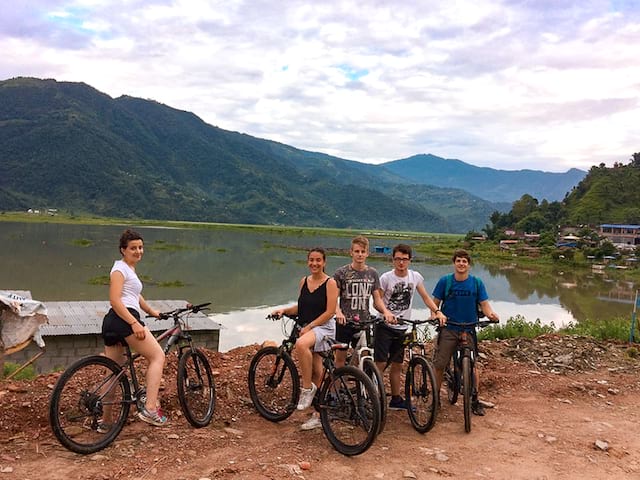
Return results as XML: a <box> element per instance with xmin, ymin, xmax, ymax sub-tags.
<box><xmin>2</xmin><ymin>0</ymin><xmax>640</xmax><ymax>172</ymax></box>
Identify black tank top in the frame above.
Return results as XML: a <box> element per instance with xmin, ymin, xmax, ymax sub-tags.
<box><xmin>297</xmin><ymin>276</ymin><xmax>329</xmax><ymax>326</ymax></box>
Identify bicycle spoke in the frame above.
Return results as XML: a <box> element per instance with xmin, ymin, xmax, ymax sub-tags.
<box><xmin>178</xmin><ymin>349</ymin><xmax>215</xmax><ymax>427</ymax></box>
<box><xmin>320</xmin><ymin>366</ymin><xmax>379</xmax><ymax>456</ymax></box>
<box><xmin>49</xmin><ymin>356</ymin><xmax>130</xmax><ymax>454</ymax></box>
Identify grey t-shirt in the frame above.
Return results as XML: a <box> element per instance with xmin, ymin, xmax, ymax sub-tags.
<box><xmin>333</xmin><ymin>264</ymin><xmax>380</xmax><ymax>320</ymax></box>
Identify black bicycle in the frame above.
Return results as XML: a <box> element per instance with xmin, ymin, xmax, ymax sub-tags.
<box><xmin>248</xmin><ymin>314</ymin><xmax>381</xmax><ymax>456</ymax></box>
<box><xmin>49</xmin><ymin>302</ymin><xmax>216</xmax><ymax>454</ymax></box>
<box><xmin>438</xmin><ymin>319</ymin><xmax>495</xmax><ymax>433</ymax></box>
<box><xmin>389</xmin><ymin>318</ymin><xmax>439</xmax><ymax>434</ymax></box>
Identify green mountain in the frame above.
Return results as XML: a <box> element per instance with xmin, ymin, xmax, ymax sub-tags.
<box><xmin>563</xmin><ymin>160</ymin><xmax>640</xmax><ymax>225</ymax></box>
<box><xmin>1</xmin><ymin>77</ymin><xmax>564</xmax><ymax>233</ymax></box>
<box><xmin>383</xmin><ymin>154</ymin><xmax>586</xmax><ymax>203</ymax></box>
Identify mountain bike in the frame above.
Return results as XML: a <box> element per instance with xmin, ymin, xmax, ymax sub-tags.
<box><xmin>437</xmin><ymin>319</ymin><xmax>495</xmax><ymax>433</ymax></box>
<box><xmin>248</xmin><ymin>314</ymin><xmax>381</xmax><ymax>456</ymax></box>
<box><xmin>344</xmin><ymin>316</ymin><xmax>387</xmax><ymax>434</ymax></box>
<box><xmin>388</xmin><ymin>318</ymin><xmax>438</xmax><ymax>434</ymax></box>
<box><xmin>49</xmin><ymin>302</ymin><xmax>216</xmax><ymax>454</ymax></box>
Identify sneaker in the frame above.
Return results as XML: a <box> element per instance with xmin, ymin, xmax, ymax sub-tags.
<box><xmin>472</xmin><ymin>400</ymin><xmax>485</xmax><ymax>416</ymax></box>
<box><xmin>96</xmin><ymin>421</ymin><xmax>112</xmax><ymax>434</ymax></box>
<box><xmin>300</xmin><ymin>413</ymin><xmax>322</xmax><ymax>431</ymax></box>
<box><xmin>389</xmin><ymin>396</ymin><xmax>409</xmax><ymax>410</ymax></box>
<box><xmin>297</xmin><ymin>383</ymin><xmax>317</xmax><ymax>410</ymax></box>
<box><xmin>138</xmin><ymin>407</ymin><xmax>168</xmax><ymax>426</ymax></box>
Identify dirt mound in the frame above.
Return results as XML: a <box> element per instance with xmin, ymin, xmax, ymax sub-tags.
<box><xmin>2</xmin><ymin>338</ymin><xmax>640</xmax><ymax>479</ymax></box>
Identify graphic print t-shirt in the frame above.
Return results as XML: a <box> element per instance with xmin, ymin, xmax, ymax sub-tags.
<box><xmin>380</xmin><ymin>269</ymin><xmax>424</xmax><ymax>331</ymax></box>
<box><xmin>333</xmin><ymin>264</ymin><xmax>380</xmax><ymax>321</ymax></box>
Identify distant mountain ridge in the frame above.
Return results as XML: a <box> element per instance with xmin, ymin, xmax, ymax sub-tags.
<box><xmin>383</xmin><ymin>154</ymin><xmax>586</xmax><ymax>203</ymax></box>
<box><xmin>0</xmin><ymin>77</ymin><xmax>583</xmax><ymax>233</ymax></box>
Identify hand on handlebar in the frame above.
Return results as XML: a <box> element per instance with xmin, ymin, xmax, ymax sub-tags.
<box><xmin>487</xmin><ymin>311</ymin><xmax>500</xmax><ymax>323</ymax></box>
<box><xmin>335</xmin><ymin>311</ymin><xmax>346</xmax><ymax>325</ymax></box>
<box><xmin>382</xmin><ymin>311</ymin><xmax>396</xmax><ymax>325</ymax></box>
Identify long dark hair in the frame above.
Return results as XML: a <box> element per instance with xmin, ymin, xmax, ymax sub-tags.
<box><xmin>308</xmin><ymin>247</ymin><xmax>327</xmax><ymax>272</ymax></box>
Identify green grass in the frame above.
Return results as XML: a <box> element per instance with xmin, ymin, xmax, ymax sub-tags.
<box><xmin>478</xmin><ymin>315</ymin><xmax>556</xmax><ymax>340</ymax></box>
<box><xmin>3</xmin><ymin>361</ymin><xmax>37</xmax><ymax>380</ymax></box>
<box><xmin>70</xmin><ymin>238</ymin><xmax>93</xmax><ymax>247</ymax></box>
<box><xmin>88</xmin><ymin>275</ymin><xmax>110</xmax><ymax>285</ymax></box>
<box><xmin>478</xmin><ymin>315</ymin><xmax>635</xmax><ymax>342</ymax></box>
<box><xmin>560</xmin><ymin>316</ymin><xmax>631</xmax><ymax>341</ymax></box>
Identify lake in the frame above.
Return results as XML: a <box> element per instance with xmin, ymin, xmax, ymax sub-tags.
<box><xmin>0</xmin><ymin>221</ymin><xmax>636</xmax><ymax>352</ymax></box>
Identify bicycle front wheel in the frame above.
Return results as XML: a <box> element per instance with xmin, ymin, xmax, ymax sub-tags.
<box><xmin>49</xmin><ymin>355</ymin><xmax>130</xmax><ymax>454</ymax></box>
<box><xmin>462</xmin><ymin>355</ymin><xmax>472</xmax><ymax>433</ymax></box>
<box><xmin>361</xmin><ymin>357</ymin><xmax>387</xmax><ymax>434</ymax></box>
<box><xmin>177</xmin><ymin>349</ymin><xmax>216</xmax><ymax>427</ymax></box>
<box><xmin>319</xmin><ymin>366</ymin><xmax>380</xmax><ymax>456</ymax></box>
<box><xmin>248</xmin><ymin>346</ymin><xmax>299</xmax><ymax>422</ymax></box>
<box><xmin>445</xmin><ymin>360</ymin><xmax>458</xmax><ymax>405</ymax></box>
<box><xmin>405</xmin><ymin>356</ymin><xmax>438</xmax><ymax>434</ymax></box>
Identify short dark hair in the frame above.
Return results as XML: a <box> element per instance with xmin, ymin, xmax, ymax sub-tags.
<box><xmin>452</xmin><ymin>249</ymin><xmax>472</xmax><ymax>264</ymax></box>
<box><xmin>393</xmin><ymin>244</ymin><xmax>412</xmax><ymax>258</ymax></box>
<box><xmin>119</xmin><ymin>229</ymin><xmax>143</xmax><ymax>254</ymax></box>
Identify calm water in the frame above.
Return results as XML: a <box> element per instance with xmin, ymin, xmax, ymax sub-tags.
<box><xmin>0</xmin><ymin>222</ymin><xmax>635</xmax><ymax>352</ymax></box>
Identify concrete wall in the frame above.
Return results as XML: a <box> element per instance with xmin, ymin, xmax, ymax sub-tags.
<box><xmin>5</xmin><ymin>330</ymin><xmax>219</xmax><ymax>374</ymax></box>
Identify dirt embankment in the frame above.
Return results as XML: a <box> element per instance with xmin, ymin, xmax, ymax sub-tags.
<box><xmin>2</xmin><ymin>335</ymin><xmax>640</xmax><ymax>480</ymax></box>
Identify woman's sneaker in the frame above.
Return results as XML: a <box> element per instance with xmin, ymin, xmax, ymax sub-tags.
<box><xmin>138</xmin><ymin>407</ymin><xmax>168</xmax><ymax>426</ymax></box>
<box><xmin>300</xmin><ymin>413</ymin><xmax>322</xmax><ymax>431</ymax></box>
<box><xmin>297</xmin><ymin>383</ymin><xmax>317</xmax><ymax>410</ymax></box>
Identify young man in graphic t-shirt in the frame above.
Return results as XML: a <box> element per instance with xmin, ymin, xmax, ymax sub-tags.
<box><xmin>333</xmin><ymin>235</ymin><xmax>393</xmax><ymax>370</ymax></box>
<box><xmin>376</xmin><ymin>244</ymin><xmax>445</xmax><ymax>410</ymax></box>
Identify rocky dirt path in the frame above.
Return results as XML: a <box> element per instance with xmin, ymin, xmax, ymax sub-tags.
<box><xmin>2</xmin><ymin>335</ymin><xmax>640</xmax><ymax>479</ymax></box>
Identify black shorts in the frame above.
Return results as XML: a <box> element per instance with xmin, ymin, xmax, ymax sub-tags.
<box><xmin>102</xmin><ymin>308</ymin><xmax>145</xmax><ymax>346</ymax></box>
<box><xmin>335</xmin><ymin>323</ymin><xmax>360</xmax><ymax>347</ymax></box>
<box><xmin>373</xmin><ymin>323</ymin><xmax>407</xmax><ymax>364</ymax></box>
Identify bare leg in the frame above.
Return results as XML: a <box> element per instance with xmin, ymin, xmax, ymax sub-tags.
<box><xmin>294</xmin><ymin>330</ymin><xmax>316</xmax><ymax>389</ymax></box>
<box><xmin>124</xmin><ymin>327</ymin><xmax>165</xmax><ymax>412</ymax></box>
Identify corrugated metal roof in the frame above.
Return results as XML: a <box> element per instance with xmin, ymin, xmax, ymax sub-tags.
<box><xmin>40</xmin><ymin>300</ymin><xmax>220</xmax><ymax>336</ymax></box>
<box><xmin>600</xmin><ymin>224</ymin><xmax>640</xmax><ymax>229</ymax></box>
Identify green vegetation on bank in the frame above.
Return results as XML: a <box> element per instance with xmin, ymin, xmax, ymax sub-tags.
<box><xmin>3</xmin><ymin>362</ymin><xmax>37</xmax><ymax>380</ymax></box>
<box><xmin>479</xmin><ymin>315</ymin><xmax>634</xmax><ymax>343</ymax></box>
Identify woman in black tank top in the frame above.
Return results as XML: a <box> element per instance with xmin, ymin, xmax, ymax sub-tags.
<box><xmin>271</xmin><ymin>248</ymin><xmax>339</xmax><ymax>418</ymax></box>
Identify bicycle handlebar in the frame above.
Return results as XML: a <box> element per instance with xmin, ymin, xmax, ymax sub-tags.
<box><xmin>266</xmin><ymin>313</ymin><xmax>298</xmax><ymax>321</ymax></box>
<box><xmin>156</xmin><ymin>302</ymin><xmax>212</xmax><ymax>320</ymax></box>
<box><xmin>343</xmin><ymin>316</ymin><xmax>383</xmax><ymax>329</ymax></box>
<box><xmin>438</xmin><ymin>318</ymin><xmax>498</xmax><ymax>329</ymax></box>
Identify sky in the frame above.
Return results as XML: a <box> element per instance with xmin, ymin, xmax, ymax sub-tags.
<box><xmin>2</xmin><ymin>1</ymin><xmax>640</xmax><ymax>172</ymax></box>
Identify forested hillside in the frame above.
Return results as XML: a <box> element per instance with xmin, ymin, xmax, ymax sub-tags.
<box><xmin>485</xmin><ymin>156</ymin><xmax>640</xmax><ymax>237</ymax></box>
<box><xmin>0</xmin><ymin>77</ymin><xmax>582</xmax><ymax>233</ymax></box>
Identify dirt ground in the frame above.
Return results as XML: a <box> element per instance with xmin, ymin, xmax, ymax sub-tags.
<box><xmin>2</xmin><ymin>335</ymin><xmax>640</xmax><ymax>480</ymax></box>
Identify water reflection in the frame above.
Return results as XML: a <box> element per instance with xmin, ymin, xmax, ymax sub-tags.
<box><xmin>0</xmin><ymin>222</ymin><xmax>636</xmax><ymax>352</ymax></box>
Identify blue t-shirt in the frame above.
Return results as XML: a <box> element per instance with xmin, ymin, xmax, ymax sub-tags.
<box><xmin>432</xmin><ymin>275</ymin><xmax>488</xmax><ymax>331</ymax></box>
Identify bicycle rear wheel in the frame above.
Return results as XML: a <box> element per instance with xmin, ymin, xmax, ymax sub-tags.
<box><xmin>177</xmin><ymin>349</ymin><xmax>216</xmax><ymax>427</ymax></box>
<box><xmin>405</xmin><ymin>356</ymin><xmax>438</xmax><ymax>433</ymax></box>
<box><xmin>361</xmin><ymin>357</ymin><xmax>386</xmax><ymax>434</ymax></box>
<box><xmin>49</xmin><ymin>355</ymin><xmax>130</xmax><ymax>454</ymax></box>
<box><xmin>248</xmin><ymin>346</ymin><xmax>299</xmax><ymax>422</ymax></box>
<box><xmin>319</xmin><ymin>366</ymin><xmax>380</xmax><ymax>456</ymax></box>
<box><xmin>462</xmin><ymin>355</ymin><xmax>472</xmax><ymax>433</ymax></box>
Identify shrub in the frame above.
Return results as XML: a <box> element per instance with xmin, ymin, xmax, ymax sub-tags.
<box><xmin>478</xmin><ymin>315</ymin><xmax>555</xmax><ymax>340</ymax></box>
<box><xmin>560</xmin><ymin>316</ymin><xmax>630</xmax><ymax>341</ymax></box>
<box><xmin>2</xmin><ymin>361</ymin><xmax>37</xmax><ymax>380</ymax></box>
